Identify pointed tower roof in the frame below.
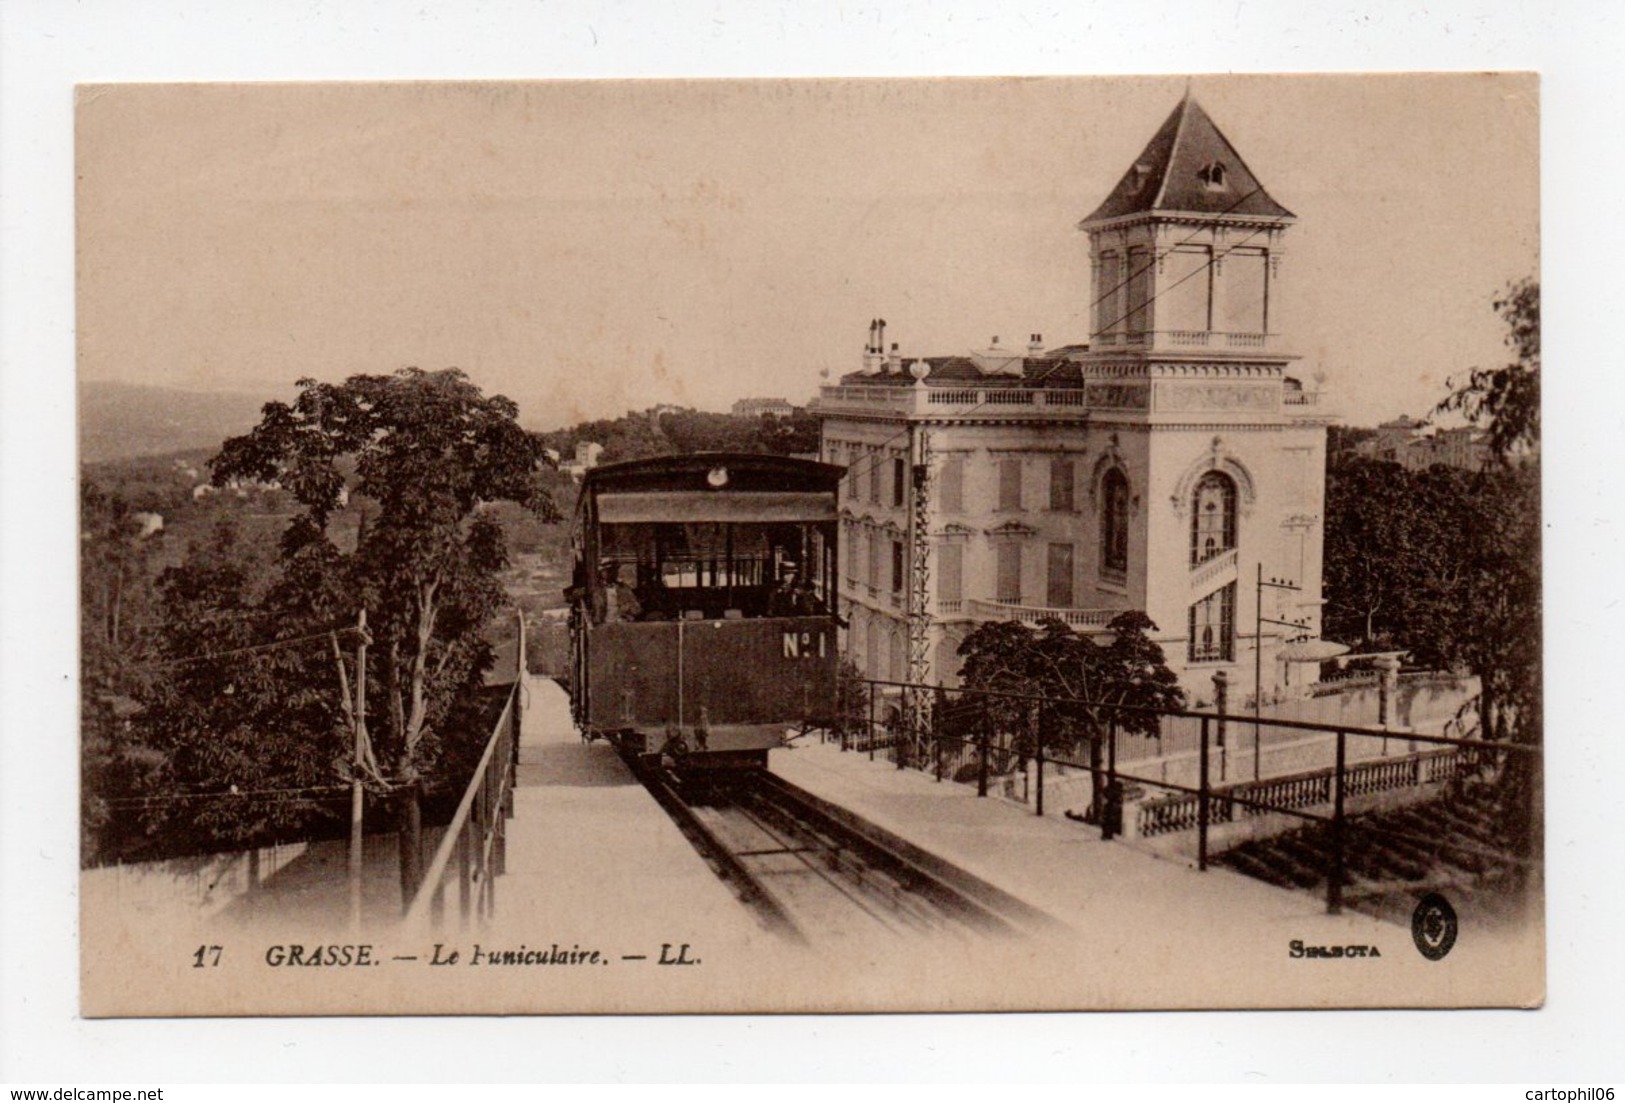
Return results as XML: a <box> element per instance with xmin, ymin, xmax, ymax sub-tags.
<box><xmin>1080</xmin><ymin>95</ymin><xmax>1295</xmax><ymax>225</ymax></box>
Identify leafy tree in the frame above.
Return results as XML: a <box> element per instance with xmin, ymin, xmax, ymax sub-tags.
<box><xmin>1435</xmin><ymin>279</ymin><xmax>1541</xmax><ymax>870</ymax></box>
<box><xmin>755</xmin><ymin>409</ymin><xmax>822</xmax><ymax>455</ymax></box>
<box><xmin>80</xmin><ymin>478</ymin><xmax>163</xmax><ymax>665</ymax></box>
<box><xmin>1436</xmin><ymin>277</ymin><xmax>1539</xmax><ymax>462</ymax></box>
<box><xmin>950</xmin><ymin>619</ymin><xmax>1042</xmax><ymax>773</ymax></box>
<box><xmin>210</xmin><ymin>368</ymin><xmax>559</xmax><ymax>896</ymax></box>
<box><xmin>1322</xmin><ymin>457</ymin><xmax>1477</xmax><ymax>665</ymax></box>
<box><xmin>956</xmin><ymin>612</ymin><xmax>1184</xmax><ymax>813</ymax></box>
<box><xmin>1324</xmin><ymin>282</ymin><xmax>1540</xmax><ymax>680</ymax></box>
<box><xmin>139</xmin><ymin>519</ymin><xmax>344</xmax><ymax>853</ymax></box>
<box><xmin>832</xmin><ymin>658</ymin><xmax>871</xmax><ymax>740</ymax></box>
<box><xmin>80</xmin><ymin>477</ymin><xmax>165</xmax><ymax>863</ymax></box>
<box><xmin>1325</xmin><ymin>424</ymin><xmax>1377</xmax><ymax>459</ymax></box>
<box><xmin>1432</xmin><ymin>465</ymin><xmax>1539</xmax><ymax>739</ymax></box>
<box><xmin>541</xmin><ymin>404</ymin><xmax>822</xmax><ymax>465</ymax></box>
<box><xmin>1428</xmin><ymin>279</ymin><xmax>1541</xmax><ymax>735</ymax></box>
<box><xmin>1322</xmin><ymin>457</ymin><xmax>1419</xmax><ymax>650</ymax></box>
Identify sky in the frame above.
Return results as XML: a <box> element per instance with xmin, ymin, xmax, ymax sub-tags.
<box><xmin>75</xmin><ymin>73</ymin><xmax>1538</xmax><ymax>431</ymax></box>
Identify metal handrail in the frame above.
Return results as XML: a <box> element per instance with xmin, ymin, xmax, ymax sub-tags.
<box><xmin>847</xmin><ymin>674</ymin><xmax>1536</xmax><ymax>753</ymax></box>
<box><xmin>401</xmin><ymin>609</ymin><xmax>526</xmax><ymax>928</ymax></box>
<box><xmin>833</xmin><ymin>674</ymin><xmax>1536</xmax><ymax>914</ymax></box>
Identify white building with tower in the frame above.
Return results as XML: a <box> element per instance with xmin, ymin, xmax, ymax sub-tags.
<box><xmin>815</xmin><ymin>95</ymin><xmax>1335</xmax><ymax>703</ymax></box>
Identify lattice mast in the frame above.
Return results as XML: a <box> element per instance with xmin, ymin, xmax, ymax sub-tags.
<box><xmin>906</xmin><ymin>417</ymin><xmax>933</xmax><ymax>763</ymax></box>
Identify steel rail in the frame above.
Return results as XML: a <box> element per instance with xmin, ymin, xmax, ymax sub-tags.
<box><xmin>751</xmin><ymin>773</ymin><xmax>1022</xmax><ymax>936</ymax></box>
<box><xmin>621</xmin><ymin>751</ymin><xmax>809</xmax><ymax>945</ymax></box>
<box><xmin>727</xmin><ymin>794</ymin><xmax>911</xmax><ymax>934</ymax></box>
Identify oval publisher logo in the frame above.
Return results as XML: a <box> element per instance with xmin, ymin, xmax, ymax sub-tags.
<box><xmin>1411</xmin><ymin>892</ymin><xmax>1459</xmax><ymax>961</ymax></box>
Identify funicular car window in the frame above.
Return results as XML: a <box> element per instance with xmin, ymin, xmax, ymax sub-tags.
<box><xmin>597</xmin><ymin>520</ymin><xmax>825</xmax><ymax>621</ymax></box>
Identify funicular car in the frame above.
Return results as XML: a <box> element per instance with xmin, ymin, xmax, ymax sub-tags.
<box><xmin>567</xmin><ymin>453</ymin><xmax>844</xmax><ymax>772</ymax></box>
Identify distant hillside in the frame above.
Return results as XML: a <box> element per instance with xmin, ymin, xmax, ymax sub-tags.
<box><xmin>78</xmin><ymin>381</ymin><xmax>278</xmax><ymax>463</ymax></box>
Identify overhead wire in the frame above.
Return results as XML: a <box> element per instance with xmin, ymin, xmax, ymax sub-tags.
<box><xmin>99</xmin><ymin>784</ymin><xmax>353</xmax><ymax>808</ymax></box>
<box><xmin>129</xmin><ymin>626</ymin><xmax>362</xmax><ymax>672</ymax></box>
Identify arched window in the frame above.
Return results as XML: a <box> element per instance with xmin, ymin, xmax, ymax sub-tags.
<box><xmin>1101</xmin><ymin>468</ymin><xmax>1129</xmax><ymax>578</ymax></box>
<box><xmin>1190</xmin><ymin>471</ymin><xmax>1237</xmax><ymax>566</ymax></box>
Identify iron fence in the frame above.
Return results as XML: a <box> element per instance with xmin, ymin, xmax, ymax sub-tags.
<box><xmin>402</xmin><ymin>610</ymin><xmax>526</xmax><ymax>929</ymax></box>
<box><xmin>824</xmin><ymin>676</ymin><xmax>1538</xmax><ymax>915</ymax></box>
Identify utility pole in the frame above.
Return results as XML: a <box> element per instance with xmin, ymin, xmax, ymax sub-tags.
<box><xmin>350</xmin><ymin>608</ymin><xmax>371</xmax><ymax>930</ymax></box>
<box><xmin>1254</xmin><ymin>564</ymin><xmax>1308</xmax><ymax>781</ymax></box>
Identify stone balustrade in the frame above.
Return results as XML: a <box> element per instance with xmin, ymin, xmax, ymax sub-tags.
<box><xmin>964</xmin><ymin>599</ymin><xmax>1120</xmax><ymax>628</ymax></box>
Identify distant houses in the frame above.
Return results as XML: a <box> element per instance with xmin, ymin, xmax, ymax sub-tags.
<box><xmin>191</xmin><ymin>475</ymin><xmax>287</xmax><ymax>501</ymax></box>
<box><xmin>730</xmin><ymin>396</ymin><xmax>795</xmax><ymax>419</ymax></box>
<box><xmin>560</xmin><ymin>440</ymin><xmax>605</xmax><ymax>481</ymax></box>
<box><xmin>1353</xmin><ymin>416</ymin><xmax>1491</xmax><ymax>473</ymax></box>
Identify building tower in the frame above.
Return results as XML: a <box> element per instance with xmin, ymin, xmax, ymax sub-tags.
<box><xmin>1076</xmin><ymin>94</ymin><xmax>1329</xmax><ymax>700</ymax></box>
<box><xmin>815</xmin><ymin>94</ymin><xmax>1333</xmax><ymax>704</ymax></box>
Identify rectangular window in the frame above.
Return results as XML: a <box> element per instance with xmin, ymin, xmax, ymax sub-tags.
<box><xmin>868</xmin><ymin>531</ymin><xmax>882</xmax><ymax>590</ymax></box>
<box><xmin>869</xmin><ymin>451</ymin><xmax>882</xmax><ymax>504</ymax></box>
<box><xmin>1219</xmin><ymin>247</ymin><xmax>1268</xmax><ymax>335</ymax></box>
<box><xmin>996</xmin><ymin>543</ymin><xmax>1022</xmax><ymax>604</ymax></box>
<box><xmin>935</xmin><ymin>637</ymin><xmax>960</xmax><ymax>688</ymax></box>
<box><xmin>937</xmin><ymin>543</ymin><xmax>963</xmax><ymax>604</ymax></box>
<box><xmin>939</xmin><ymin>454</ymin><xmax>965</xmax><ymax>513</ymax></box>
<box><xmin>1098</xmin><ymin>251</ymin><xmax>1122</xmax><ymax>335</ymax></box>
<box><xmin>1046</xmin><ymin>543</ymin><xmax>1074</xmax><ymax>609</ymax></box>
<box><xmin>1188</xmin><ymin>582</ymin><xmax>1237</xmax><ymax>663</ymax></box>
<box><xmin>1048</xmin><ymin>457</ymin><xmax>1075</xmax><ymax>511</ymax></box>
<box><xmin>893</xmin><ymin>457</ymin><xmax>907</xmax><ymax>508</ymax></box>
<box><xmin>890</xmin><ymin>539</ymin><xmax>904</xmax><ymax>595</ymax></box>
<box><xmin>998</xmin><ymin>457</ymin><xmax>1022</xmax><ymax>511</ymax></box>
<box><xmin>1101</xmin><ymin>470</ymin><xmax>1129</xmax><ymax>577</ymax></box>
<box><xmin>843</xmin><ymin>448</ymin><xmax>856</xmax><ymax>500</ymax></box>
<box><xmin>1125</xmin><ymin>246</ymin><xmax>1153</xmax><ymax>335</ymax></box>
<box><xmin>1163</xmin><ymin>245</ymin><xmax>1213</xmax><ymax>334</ymax></box>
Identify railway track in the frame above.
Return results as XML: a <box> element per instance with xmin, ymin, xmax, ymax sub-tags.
<box><xmin>625</xmin><ymin>751</ymin><xmax>1037</xmax><ymax>944</ymax></box>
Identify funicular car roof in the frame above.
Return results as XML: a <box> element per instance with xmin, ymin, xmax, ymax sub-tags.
<box><xmin>575</xmin><ymin>453</ymin><xmax>844</xmax><ymax>526</ymax></box>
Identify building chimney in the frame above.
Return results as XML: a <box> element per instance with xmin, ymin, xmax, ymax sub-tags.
<box><xmin>1027</xmin><ymin>333</ymin><xmax>1044</xmax><ymax>357</ymax></box>
<box><xmin>886</xmin><ymin>342</ymin><xmax>901</xmax><ymax>372</ymax></box>
<box><xmin>862</xmin><ymin>318</ymin><xmax>883</xmax><ymax>374</ymax></box>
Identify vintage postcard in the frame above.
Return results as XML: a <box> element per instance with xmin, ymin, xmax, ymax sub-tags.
<box><xmin>75</xmin><ymin>73</ymin><xmax>1542</xmax><ymax>1017</ymax></box>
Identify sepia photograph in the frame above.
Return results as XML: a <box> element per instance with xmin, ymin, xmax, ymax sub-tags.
<box><xmin>69</xmin><ymin>72</ymin><xmax>1546</xmax><ymax>1018</ymax></box>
